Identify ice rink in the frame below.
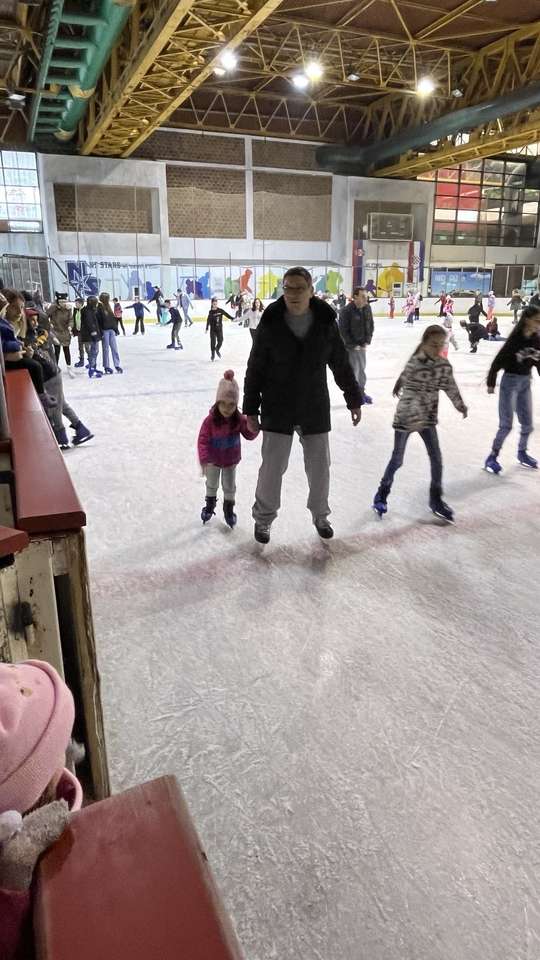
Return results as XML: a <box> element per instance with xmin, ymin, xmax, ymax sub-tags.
<box><xmin>63</xmin><ymin>312</ymin><xmax>540</xmax><ymax>960</ymax></box>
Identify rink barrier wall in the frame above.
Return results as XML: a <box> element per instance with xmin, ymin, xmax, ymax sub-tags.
<box><xmin>0</xmin><ymin>369</ymin><xmax>110</xmax><ymax>802</ymax></box>
<box><xmin>35</xmin><ymin>776</ymin><xmax>245</xmax><ymax>960</ymax></box>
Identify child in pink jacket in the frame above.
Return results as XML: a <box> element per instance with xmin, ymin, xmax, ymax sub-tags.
<box><xmin>0</xmin><ymin>660</ymin><xmax>83</xmax><ymax>960</ymax></box>
<box><xmin>198</xmin><ymin>369</ymin><xmax>259</xmax><ymax>528</ymax></box>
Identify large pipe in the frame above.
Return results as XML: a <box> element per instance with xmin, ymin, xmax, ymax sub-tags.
<box><xmin>27</xmin><ymin>0</ymin><xmax>65</xmax><ymax>142</ymax></box>
<box><xmin>30</xmin><ymin>0</ymin><xmax>134</xmax><ymax>145</ymax></box>
<box><xmin>316</xmin><ymin>81</ymin><xmax>540</xmax><ymax>176</ymax></box>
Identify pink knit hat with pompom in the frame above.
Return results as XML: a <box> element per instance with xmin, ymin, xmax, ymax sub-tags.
<box><xmin>216</xmin><ymin>369</ymin><xmax>239</xmax><ymax>406</ymax></box>
<box><xmin>0</xmin><ymin>660</ymin><xmax>75</xmax><ymax>814</ymax></box>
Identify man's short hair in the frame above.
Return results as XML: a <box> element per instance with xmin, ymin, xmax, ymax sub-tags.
<box><xmin>164</xmin><ymin>299</ymin><xmax>171</xmax><ymax>305</ymax></box>
<box><xmin>352</xmin><ymin>286</ymin><xmax>366</xmax><ymax>297</ymax></box>
<box><xmin>283</xmin><ymin>267</ymin><xmax>312</xmax><ymax>287</ymax></box>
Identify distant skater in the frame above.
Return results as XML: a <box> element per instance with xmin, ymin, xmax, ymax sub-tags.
<box><xmin>165</xmin><ymin>299</ymin><xmax>183</xmax><ymax>350</ymax></box>
<box><xmin>125</xmin><ymin>296</ymin><xmax>149</xmax><ymax>335</ymax></box>
<box><xmin>206</xmin><ymin>297</ymin><xmax>233</xmax><ymax>361</ymax></box>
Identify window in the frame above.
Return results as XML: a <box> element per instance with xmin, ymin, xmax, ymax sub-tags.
<box><xmin>422</xmin><ymin>158</ymin><xmax>540</xmax><ymax>247</ymax></box>
<box><xmin>0</xmin><ymin>152</ymin><xmax>42</xmax><ymax>233</ymax></box>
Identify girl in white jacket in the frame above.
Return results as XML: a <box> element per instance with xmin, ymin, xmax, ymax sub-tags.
<box><xmin>373</xmin><ymin>325</ymin><xmax>467</xmax><ymax>523</ymax></box>
<box><xmin>244</xmin><ymin>298</ymin><xmax>264</xmax><ymax>340</ymax></box>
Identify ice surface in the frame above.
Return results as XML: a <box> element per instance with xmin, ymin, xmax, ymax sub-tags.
<box><xmin>62</xmin><ymin>315</ymin><xmax>540</xmax><ymax>960</ymax></box>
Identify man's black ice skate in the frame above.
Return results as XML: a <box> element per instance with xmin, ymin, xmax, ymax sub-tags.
<box><xmin>314</xmin><ymin>518</ymin><xmax>334</xmax><ymax>539</ymax></box>
<box><xmin>254</xmin><ymin>522</ymin><xmax>270</xmax><ymax>544</ymax></box>
<box><xmin>223</xmin><ymin>500</ymin><xmax>237</xmax><ymax>528</ymax></box>
<box><xmin>484</xmin><ymin>453</ymin><xmax>502</xmax><ymax>474</ymax></box>
<box><xmin>372</xmin><ymin>489</ymin><xmax>388</xmax><ymax>517</ymax></box>
<box><xmin>430</xmin><ymin>495</ymin><xmax>454</xmax><ymax>524</ymax></box>
<box><xmin>518</xmin><ymin>450</ymin><xmax>538</xmax><ymax>469</ymax></box>
<box><xmin>201</xmin><ymin>496</ymin><xmax>217</xmax><ymax>523</ymax></box>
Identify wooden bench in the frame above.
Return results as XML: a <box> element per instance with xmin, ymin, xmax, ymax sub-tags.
<box><xmin>34</xmin><ymin>776</ymin><xmax>244</xmax><ymax>960</ymax></box>
<box><xmin>4</xmin><ymin>369</ymin><xmax>85</xmax><ymax>534</ymax></box>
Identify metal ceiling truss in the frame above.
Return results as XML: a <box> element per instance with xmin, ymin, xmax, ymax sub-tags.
<box><xmin>373</xmin><ymin>105</ymin><xmax>540</xmax><ymax>177</ymax></box>
<box><xmin>80</xmin><ymin>0</ymin><xmax>284</xmax><ymax>157</ymax></box>
<box><xmin>370</xmin><ymin>20</ymin><xmax>540</xmax><ymax>176</ymax></box>
<box><xmin>0</xmin><ymin>5</ymin><xmax>41</xmax><ymax>144</ymax></box>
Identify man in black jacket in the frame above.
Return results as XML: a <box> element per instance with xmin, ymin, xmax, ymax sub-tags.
<box><xmin>338</xmin><ymin>287</ymin><xmax>374</xmax><ymax>403</ymax></box>
<box><xmin>243</xmin><ymin>267</ymin><xmax>363</xmax><ymax>544</ymax></box>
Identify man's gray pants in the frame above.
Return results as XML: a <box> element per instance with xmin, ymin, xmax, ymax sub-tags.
<box><xmin>347</xmin><ymin>346</ymin><xmax>367</xmax><ymax>390</ymax></box>
<box><xmin>253</xmin><ymin>429</ymin><xmax>331</xmax><ymax>526</ymax></box>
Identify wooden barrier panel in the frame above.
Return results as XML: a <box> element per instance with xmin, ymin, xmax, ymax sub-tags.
<box><xmin>34</xmin><ymin>776</ymin><xmax>244</xmax><ymax>960</ymax></box>
<box><xmin>5</xmin><ymin>370</ymin><xmax>86</xmax><ymax>534</ymax></box>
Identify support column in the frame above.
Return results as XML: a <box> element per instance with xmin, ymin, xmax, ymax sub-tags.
<box><xmin>245</xmin><ymin>137</ymin><xmax>254</xmax><ymax>244</ymax></box>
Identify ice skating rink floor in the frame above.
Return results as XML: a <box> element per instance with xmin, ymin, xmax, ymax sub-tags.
<box><xmin>64</xmin><ymin>315</ymin><xmax>539</xmax><ymax>960</ymax></box>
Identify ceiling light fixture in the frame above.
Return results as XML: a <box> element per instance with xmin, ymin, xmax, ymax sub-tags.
<box><xmin>346</xmin><ymin>69</ymin><xmax>360</xmax><ymax>82</ymax></box>
<box><xmin>6</xmin><ymin>90</ymin><xmax>25</xmax><ymax>103</ymax></box>
<box><xmin>219</xmin><ymin>50</ymin><xmax>238</xmax><ymax>72</ymax></box>
<box><xmin>416</xmin><ymin>75</ymin><xmax>435</xmax><ymax>96</ymax></box>
<box><xmin>452</xmin><ymin>87</ymin><xmax>463</xmax><ymax>98</ymax></box>
<box><xmin>305</xmin><ymin>59</ymin><xmax>324</xmax><ymax>82</ymax></box>
<box><xmin>292</xmin><ymin>73</ymin><xmax>309</xmax><ymax>90</ymax></box>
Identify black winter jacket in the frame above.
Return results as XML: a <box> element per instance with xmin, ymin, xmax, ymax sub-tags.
<box><xmin>243</xmin><ymin>296</ymin><xmax>363</xmax><ymax>435</ymax></box>
<box><xmin>80</xmin><ymin>304</ymin><xmax>101</xmax><ymax>341</ymax></box>
<box><xmin>97</xmin><ymin>304</ymin><xmax>118</xmax><ymax>334</ymax></box>
<box><xmin>338</xmin><ymin>302</ymin><xmax>374</xmax><ymax>347</ymax></box>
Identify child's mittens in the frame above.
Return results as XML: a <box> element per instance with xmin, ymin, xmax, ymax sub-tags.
<box><xmin>0</xmin><ymin>800</ymin><xmax>70</xmax><ymax>891</ymax></box>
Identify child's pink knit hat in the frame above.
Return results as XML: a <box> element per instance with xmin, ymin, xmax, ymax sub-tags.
<box><xmin>0</xmin><ymin>660</ymin><xmax>75</xmax><ymax>814</ymax></box>
<box><xmin>216</xmin><ymin>369</ymin><xmax>239</xmax><ymax>406</ymax></box>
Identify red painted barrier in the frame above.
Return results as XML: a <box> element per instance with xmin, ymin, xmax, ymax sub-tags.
<box><xmin>34</xmin><ymin>776</ymin><xmax>244</xmax><ymax>960</ymax></box>
<box><xmin>5</xmin><ymin>371</ymin><xmax>86</xmax><ymax>533</ymax></box>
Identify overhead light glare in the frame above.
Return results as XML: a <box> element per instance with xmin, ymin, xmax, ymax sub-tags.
<box><xmin>219</xmin><ymin>50</ymin><xmax>238</xmax><ymax>72</ymax></box>
<box><xmin>347</xmin><ymin>71</ymin><xmax>360</xmax><ymax>82</ymax></box>
<box><xmin>416</xmin><ymin>75</ymin><xmax>435</xmax><ymax>96</ymax></box>
<box><xmin>292</xmin><ymin>73</ymin><xmax>309</xmax><ymax>90</ymax></box>
<box><xmin>305</xmin><ymin>59</ymin><xmax>324</xmax><ymax>81</ymax></box>
<box><xmin>214</xmin><ymin>65</ymin><xmax>226</xmax><ymax>77</ymax></box>
<box><xmin>6</xmin><ymin>90</ymin><xmax>25</xmax><ymax>102</ymax></box>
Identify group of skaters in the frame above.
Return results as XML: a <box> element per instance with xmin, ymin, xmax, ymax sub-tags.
<box><xmin>196</xmin><ymin>266</ymin><xmax>540</xmax><ymax>537</ymax></box>
<box><xmin>0</xmin><ymin>286</ymin><xmax>94</xmax><ymax>449</ymax></box>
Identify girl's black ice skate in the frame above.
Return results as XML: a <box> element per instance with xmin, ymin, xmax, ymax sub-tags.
<box><xmin>201</xmin><ymin>496</ymin><xmax>217</xmax><ymax>523</ymax></box>
<box><xmin>223</xmin><ymin>500</ymin><xmax>237</xmax><ymax>528</ymax></box>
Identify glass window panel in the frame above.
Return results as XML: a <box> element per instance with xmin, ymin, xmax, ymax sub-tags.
<box><xmin>459</xmin><ymin>169</ymin><xmax>482</xmax><ymax>184</ymax></box>
<box><xmin>459</xmin><ymin>183</ymin><xmax>481</xmax><ymax>198</ymax></box>
<box><xmin>484</xmin><ymin>159</ymin><xmax>505</xmax><ymax>172</ymax></box>
<box><xmin>1</xmin><ymin>151</ymin><xmax>17</xmax><ymax>167</ymax></box>
<box><xmin>457</xmin><ymin>197</ymin><xmax>480</xmax><ymax>210</ymax></box>
<box><xmin>7</xmin><ymin>203</ymin><xmax>41</xmax><ymax>219</ymax></box>
<box><xmin>418</xmin><ymin>170</ymin><xmax>436</xmax><ymax>180</ymax></box>
<box><xmin>3</xmin><ymin>168</ymin><xmax>37</xmax><ymax>186</ymax></box>
<box><xmin>435</xmin><ymin>195</ymin><xmax>457</xmax><ymax>209</ymax></box>
<box><xmin>436</xmin><ymin>167</ymin><xmax>459</xmax><ymax>183</ymax></box>
<box><xmin>0</xmin><ymin>204</ymin><xmax>6</xmax><ymax>219</ymax></box>
<box><xmin>522</xmin><ymin>201</ymin><xmax>539</xmax><ymax>214</ymax></box>
<box><xmin>457</xmin><ymin>209</ymin><xmax>479</xmax><ymax>222</ymax></box>
<box><xmin>15</xmin><ymin>152</ymin><xmax>36</xmax><ymax>169</ymax></box>
<box><xmin>504</xmin><ymin>161</ymin><xmax>526</xmax><ymax>177</ymax></box>
<box><xmin>5</xmin><ymin>186</ymin><xmax>38</xmax><ymax>205</ymax></box>
<box><xmin>462</xmin><ymin>159</ymin><xmax>483</xmax><ymax>171</ymax></box>
<box><xmin>483</xmin><ymin>187</ymin><xmax>503</xmax><ymax>200</ymax></box>
<box><xmin>434</xmin><ymin>208</ymin><xmax>456</xmax><ymax>221</ymax></box>
<box><xmin>455</xmin><ymin>231</ymin><xmax>480</xmax><ymax>245</ymax></box>
<box><xmin>8</xmin><ymin>220</ymin><xmax>41</xmax><ymax>232</ymax></box>
<box><xmin>433</xmin><ymin>223</ymin><xmax>455</xmax><ymax>242</ymax></box>
<box><xmin>524</xmin><ymin>189</ymin><xmax>540</xmax><ymax>202</ymax></box>
<box><xmin>486</xmin><ymin>209</ymin><xmax>501</xmax><ymax>222</ymax></box>
<box><xmin>483</xmin><ymin>173</ymin><xmax>504</xmax><ymax>186</ymax></box>
<box><xmin>436</xmin><ymin>181</ymin><xmax>459</xmax><ymax>196</ymax></box>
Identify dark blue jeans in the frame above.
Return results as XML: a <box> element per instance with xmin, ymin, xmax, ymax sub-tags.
<box><xmin>492</xmin><ymin>372</ymin><xmax>533</xmax><ymax>454</ymax></box>
<box><xmin>380</xmin><ymin>427</ymin><xmax>443</xmax><ymax>497</ymax></box>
